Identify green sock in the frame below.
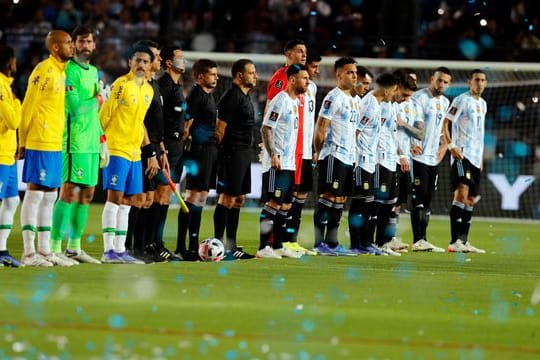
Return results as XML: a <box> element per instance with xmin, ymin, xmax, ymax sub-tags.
<box><xmin>68</xmin><ymin>203</ymin><xmax>89</xmax><ymax>251</ymax></box>
<box><xmin>51</xmin><ymin>200</ymin><xmax>73</xmax><ymax>253</ymax></box>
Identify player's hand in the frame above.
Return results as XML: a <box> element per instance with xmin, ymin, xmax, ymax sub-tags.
<box><xmin>270</xmin><ymin>154</ymin><xmax>280</xmax><ymax>169</ymax></box>
<box><xmin>99</xmin><ymin>142</ymin><xmax>110</xmax><ymax>168</ymax></box>
<box><xmin>410</xmin><ymin>145</ymin><xmax>422</xmax><ymax>155</ymax></box>
<box><xmin>146</xmin><ymin>156</ymin><xmax>160</xmax><ymax>178</ymax></box>
<box><xmin>160</xmin><ymin>152</ymin><xmax>170</xmax><ymax>173</ymax></box>
<box><xmin>396</xmin><ymin>116</ymin><xmax>406</xmax><ymax>128</ymax></box>
<box><xmin>312</xmin><ymin>152</ymin><xmax>319</xmax><ymax>164</ymax></box>
<box><xmin>16</xmin><ymin>146</ymin><xmax>25</xmax><ymax>160</ymax></box>
<box><xmin>450</xmin><ymin>147</ymin><xmax>464</xmax><ymax>160</ymax></box>
<box><xmin>399</xmin><ymin>156</ymin><xmax>410</xmax><ymax>172</ymax></box>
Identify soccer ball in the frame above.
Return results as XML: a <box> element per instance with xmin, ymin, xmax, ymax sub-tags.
<box><xmin>198</xmin><ymin>238</ymin><xmax>225</xmax><ymax>262</ymax></box>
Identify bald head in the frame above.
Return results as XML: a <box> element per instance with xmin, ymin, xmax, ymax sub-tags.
<box><xmin>46</xmin><ymin>30</ymin><xmax>74</xmax><ymax>62</ymax></box>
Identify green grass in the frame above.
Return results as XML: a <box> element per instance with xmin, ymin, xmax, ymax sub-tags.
<box><xmin>1</xmin><ymin>205</ymin><xmax>539</xmax><ymax>359</ymax></box>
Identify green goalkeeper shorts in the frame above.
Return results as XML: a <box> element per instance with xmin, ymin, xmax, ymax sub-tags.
<box><xmin>62</xmin><ymin>153</ymin><xmax>99</xmax><ymax>187</ymax></box>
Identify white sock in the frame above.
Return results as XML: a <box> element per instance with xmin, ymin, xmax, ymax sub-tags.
<box><xmin>20</xmin><ymin>190</ymin><xmax>44</xmax><ymax>255</ymax></box>
<box><xmin>102</xmin><ymin>201</ymin><xmax>119</xmax><ymax>252</ymax></box>
<box><xmin>37</xmin><ymin>191</ymin><xmax>57</xmax><ymax>255</ymax></box>
<box><xmin>114</xmin><ymin>204</ymin><xmax>131</xmax><ymax>253</ymax></box>
<box><xmin>0</xmin><ymin>196</ymin><xmax>20</xmax><ymax>251</ymax></box>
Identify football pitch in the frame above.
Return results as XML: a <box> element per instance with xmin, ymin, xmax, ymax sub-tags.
<box><xmin>1</xmin><ymin>205</ymin><xmax>539</xmax><ymax>359</ymax></box>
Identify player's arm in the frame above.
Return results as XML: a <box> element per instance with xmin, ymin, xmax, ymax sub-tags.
<box><xmin>397</xmin><ymin>117</ymin><xmax>425</xmax><ymax>141</ymax></box>
<box><xmin>261</xmin><ymin>125</ymin><xmax>279</xmax><ymax>169</ymax></box>
<box><xmin>142</xmin><ymin>125</ymin><xmax>160</xmax><ymax>178</ymax></box>
<box><xmin>99</xmin><ymin>80</ymin><xmax>124</xmax><ymax>131</ymax></box>
<box><xmin>397</xmin><ymin>145</ymin><xmax>410</xmax><ymax>172</ymax></box>
<box><xmin>216</xmin><ymin>119</ymin><xmax>227</xmax><ymax>144</ymax></box>
<box><xmin>65</xmin><ymin>66</ymin><xmax>83</xmax><ymax>117</ymax></box>
<box><xmin>0</xmin><ymin>84</ymin><xmax>20</xmax><ymax>130</ymax></box>
<box><xmin>313</xmin><ymin>116</ymin><xmax>330</xmax><ymax>163</ymax></box>
<box><xmin>19</xmin><ymin>68</ymin><xmax>44</xmax><ymax>149</ymax></box>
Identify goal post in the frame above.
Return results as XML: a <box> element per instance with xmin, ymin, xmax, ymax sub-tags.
<box><xmin>183</xmin><ymin>51</ymin><xmax>540</xmax><ymax>219</ymax></box>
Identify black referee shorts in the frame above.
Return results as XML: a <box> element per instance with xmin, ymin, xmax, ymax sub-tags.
<box><xmin>185</xmin><ymin>143</ymin><xmax>217</xmax><ymax>191</ymax></box>
<box><xmin>216</xmin><ymin>147</ymin><xmax>251</xmax><ymax>196</ymax></box>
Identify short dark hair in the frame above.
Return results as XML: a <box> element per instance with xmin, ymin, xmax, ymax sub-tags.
<box><xmin>193</xmin><ymin>59</ymin><xmax>217</xmax><ymax>78</ymax></box>
<box><xmin>435</xmin><ymin>66</ymin><xmax>452</xmax><ymax>78</ymax></box>
<box><xmin>284</xmin><ymin>39</ymin><xmax>305</xmax><ymax>53</ymax></box>
<box><xmin>392</xmin><ymin>69</ymin><xmax>417</xmax><ymax>91</ymax></box>
<box><xmin>334</xmin><ymin>56</ymin><xmax>356</xmax><ymax>72</ymax></box>
<box><xmin>469</xmin><ymin>68</ymin><xmax>486</xmax><ymax>79</ymax></box>
<box><xmin>306</xmin><ymin>49</ymin><xmax>321</xmax><ymax>64</ymax></box>
<box><xmin>286</xmin><ymin>63</ymin><xmax>307</xmax><ymax>78</ymax></box>
<box><xmin>356</xmin><ymin>65</ymin><xmax>372</xmax><ymax>79</ymax></box>
<box><xmin>160</xmin><ymin>45</ymin><xmax>181</xmax><ymax>63</ymax></box>
<box><xmin>231</xmin><ymin>58</ymin><xmax>253</xmax><ymax>78</ymax></box>
<box><xmin>133</xmin><ymin>39</ymin><xmax>159</xmax><ymax>49</ymax></box>
<box><xmin>376</xmin><ymin>72</ymin><xmax>398</xmax><ymax>88</ymax></box>
<box><xmin>128</xmin><ymin>45</ymin><xmax>155</xmax><ymax>62</ymax></box>
<box><xmin>72</xmin><ymin>24</ymin><xmax>96</xmax><ymax>41</ymax></box>
<box><xmin>0</xmin><ymin>45</ymin><xmax>15</xmax><ymax>73</ymax></box>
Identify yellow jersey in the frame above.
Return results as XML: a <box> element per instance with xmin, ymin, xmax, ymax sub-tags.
<box><xmin>0</xmin><ymin>72</ymin><xmax>21</xmax><ymax>165</ymax></box>
<box><xmin>99</xmin><ymin>71</ymin><xmax>153</xmax><ymax>161</ymax></box>
<box><xmin>19</xmin><ymin>55</ymin><xmax>67</xmax><ymax>151</ymax></box>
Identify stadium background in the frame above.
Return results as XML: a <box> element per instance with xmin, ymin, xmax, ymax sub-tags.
<box><xmin>1</xmin><ymin>0</ymin><xmax>539</xmax><ymax>218</ymax></box>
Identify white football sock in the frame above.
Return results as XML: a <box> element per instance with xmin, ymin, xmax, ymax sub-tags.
<box><xmin>0</xmin><ymin>196</ymin><xmax>20</xmax><ymax>251</ymax></box>
<box><xmin>20</xmin><ymin>190</ymin><xmax>44</xmax><ymax>255</ymax></box>
<box><xmin>102</xmin><ymin>201</ymin><xmax>119</xmax><ymax>252</ymax></box>
<box><xmin>114</xmin><ymin>204</ymin><xmax>131</xmax><ymax>253</ymax></box>
<box><xmin>37</xmin><ymin>191</ymin><xmax>57</xmax><ymax>255</ymax></box>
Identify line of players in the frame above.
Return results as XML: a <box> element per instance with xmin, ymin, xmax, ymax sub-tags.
<box><xmin>257</xmin><ymin>39</ymin><xmax>488</xmax><ymax>258</ymax></box>
<box><xmin>0</xmin><ymin>31</ymin><xmax>487</xmax><ymax>267</ymax></box>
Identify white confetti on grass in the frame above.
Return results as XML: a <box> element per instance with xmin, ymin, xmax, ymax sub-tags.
<box><xmin>531</xmin><ymin>282</ymin><xmax>540</xmax><ymax>306</ymax></box>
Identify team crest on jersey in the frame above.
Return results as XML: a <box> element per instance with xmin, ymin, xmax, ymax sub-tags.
<box><xmin>360</xmin><ymin>116</ymin><xmax>369</xmax><ymax>125</ymax></box>
<box><xmin>449</xmin><ymin>106</ymin><xmax>457</xmax><ymax>115</ymax></box>
<box><xmin>476</xmin><ymin>105</ymin><xmax>481</xmax><ymax>113</ymax></box>
<box><xmin>323</xmin><ymin>100</ymin><xmax>332</xmax><ymax>109</ymax></box>
<box><xmin>436</xmin><ymin>103</ymin><xmax>441</xmax><ymax>111</ymax></box>
<box><xmin>39</xmin><ymin>169</ymin><xmax>47</xmax><ymax>182</ymax></box>
<box><xmin>274</xmin><ymin>80</ymin><xmax>283</xmax><ymax>89</ymax></box>
<box><xmin>144</xmin><ymin>94</ymin><xmax>150</xmax><ymax>103</ymax></box>
<box><xmin>269</xmin><ymin>111</ymin><xmax>279</xmax><ymax>121</ymax></box>
<box><xmin>414</xmin><ymin>177</ymin><xmax>421</xmax><ymax>186</ymax></box>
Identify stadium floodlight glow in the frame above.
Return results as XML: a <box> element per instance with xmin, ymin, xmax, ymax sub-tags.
<box><xmin>437</xmin><ymin>8</ymin><xmax>444</xmax><ymax>15</ymax></box>
<box><xmin>533</xmin><ymin>96</ymin><xmax>539</xmax><ymax>103</ymax></box>
<box><xmin>480</xmin><ymin>18</ymin><xmax>487</xmax><ymax>26</ymax></box>
<box><xmin>13</xmin><ymin>0</ymin><xmax>20</xmax><ymax>4</ymax></box>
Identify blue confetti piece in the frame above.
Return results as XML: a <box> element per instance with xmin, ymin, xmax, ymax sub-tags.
<box><xmin>5</xmin><ymin>293</ymin><xmax>19</xmax><ymax>306</ymax></box>
<box><xmin>86</xmin><ymin>234</ymin><xmax>95</xmax><ymax>244</ymax></box>
<box><xmin>472</xmin><ymin>309</ymin><xmax>481</xmax><ymax>315</ymax></box>
<box><xmin>76</xmin><ymin>306</ymin><xmax>83</xmax><ymax>314</ymax></box>
<box><xmin>184</xmin><ymin>320</ymin><xmax>194</xmax><ymax>331</ymax></box>
<box><xmin>525</xmin><ymin>307</ymin><xmax>535</xmax><ymax>317</ymax></box>
<box><xmin>108</xmin><ymin>314</ymin><xmax>126</xmax><ymax>329</ymax></box>
<box><xmin>299</xmin><ymin>351</ymin><xmax>310</xmax><ymax>360</ymax></box>
<box><xmin>302</xmin><ymin>319</ymin><xmax>315</xmax><ymax>332</ymax></box>
<box><xmin>175</xmin><ymin>275</ymin><xmax>183</xmax><ymax>284</ymax></box>
<box><xmin>455</xmin><ymin>253</ymin><xmax>467</xmax><ymax>263</ymax></box>
<box><xmin>218</xmin><ymin>266</ymin><xmax>228</xmax><ymax>277</ymax></box>
<box><xmin>238</xmin><ymin>340</ymin><xmax>248</xmax><ymax>349</ymax></box>
<box><xmin>225</xmin><ymin>350</ymin><xmax>239</xmax><ymax>360</ymax></box>
<box><xmin>85</xmin><ymin>342</ymin><xmax>96</xmax><ymax>351</ymax></box>
<box><xmin>47</xmin><ymin>273</ymin><xmax>55</xmax><ymax>279</ymax></box>
<box><xmin>271</xmin><ymin>274</ymin><xmax>286</xmax><ymax>290</ymax></box>
<box><xmin>345</xmin><ymin>267</ymin><xmax>362</xmax><ymax>282</ymax></box>
<box><xmin>151</xmin><ymin>305</ymin><xmax>158</xmax><ymax>312</ymax></box>
<box><xmin>295</xmin><ymin>333</ymin><xmax>305</xmax><ymax>342</ymax></box>
<box><xmin>223</xmin><ymin>329</ymin><xmax>235</xmax><ymax>337</ymax></box>
<box><xmin>333</xmin><ymin>312</ymin><xmax>346</xmax><ymax>325</ymax></box>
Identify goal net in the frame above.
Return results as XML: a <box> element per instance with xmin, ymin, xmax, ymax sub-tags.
<box><xmin>183</xmin><ymin>51</ymin><xmax>540</xmax><ymax>219</ymax></box>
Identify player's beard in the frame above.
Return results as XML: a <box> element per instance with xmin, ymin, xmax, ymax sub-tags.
<box><xmin>75</xmin><ymin>50</ymin><xmax>92</xmax><ymax>63</ymax></box>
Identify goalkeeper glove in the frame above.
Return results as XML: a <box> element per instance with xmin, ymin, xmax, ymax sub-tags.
<box><xmin>99</xmin><ymin>136</ymin><xmax>110</xmax><ymax>168</ymax></box>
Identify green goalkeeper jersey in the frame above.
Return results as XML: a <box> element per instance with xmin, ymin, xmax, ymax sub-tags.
<box><xmin>63</xmin><ymin>58</ymin><xmax>102</xmax><ymax>154</ymax></box>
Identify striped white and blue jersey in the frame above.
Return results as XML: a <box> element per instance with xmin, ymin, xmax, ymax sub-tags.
<box><xmin>318</xmin><ymin>87</ymin><xmax>359</xmax><ymax>166</ymax></box>
<box><xmin>445</xmin><ymin>91</ymin><xmax>486</xmax><ymax>168</ymax></box>
<box><xmin>302</xmin><ymin>80</ymin><xmax>317</xmax><ymax>160</ymax></box>
<box><xmin>411</xmin><ymin>88</ymin><xmax>450</xmax><ymax>166</ymax></box>
<box><xmin>356</xmin><ymin>91</ymin><xmax>381</xmax><ymax>173</ymax></box>
<box><xmin>377</xmin><ymin>101</ymin><xmax>399</xmax><ymax>171</ymax></box>
<box><xmin>397</xmin><ymin>98</ymin><xmax>422</xmax><ymax>163</ymax></box>
<box><xmin>261</xmin><ymin>91</ymin><xmax>299</xmax><ymax>172</ymax></box>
